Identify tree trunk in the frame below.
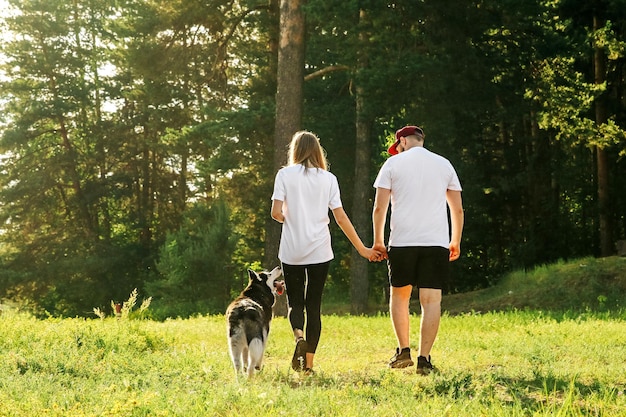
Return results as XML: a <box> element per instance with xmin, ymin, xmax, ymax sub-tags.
<box><xmin>272</xmin><ymin>0</ymin><xmax>305</xmax><ymax>172</ymax></box>
<box><xmin>593</xmin><ymin>12</ymin><xmax>613</xmax><ymax>257</ymax></box>
<box><xmin>350</xmin><ymin>86</ymin><xmax>371</xmax><ymax>314</ymax></box>
<box><xmin>350</xmin><ymin>9</ymin><xmax>371</xmax><ymax>314</ymax></box>
<box><xmin>267</xmin><ymin>0</ymin><xmax>306</xmax><ymax>316</ymax></box>
<box><xmin>528</xmin><ymin>110</ymin><xmax>556</xmax><ymax>264</ymax></box>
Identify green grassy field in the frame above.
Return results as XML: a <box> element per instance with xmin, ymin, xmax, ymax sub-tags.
<box><xmin>1</xmin><ymin>257</ymin><xmax>625</xmax><ymax>416</ymax></box>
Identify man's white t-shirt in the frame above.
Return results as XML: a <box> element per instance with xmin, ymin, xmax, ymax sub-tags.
<box><xmin>373</xmin><ymin>146</ymin><xmax>462</xmax><ymax>248</ymax></box>
<box><xmin>272</xmin><ymin>165</ymin><xmax>343</xmax><ymax>265</ymax></box>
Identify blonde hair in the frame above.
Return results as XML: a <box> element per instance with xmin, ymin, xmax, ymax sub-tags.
<box><xmin>288</xmin><ymin>131</ymin><xmax>328</xmax><ymax>170</ymax></box>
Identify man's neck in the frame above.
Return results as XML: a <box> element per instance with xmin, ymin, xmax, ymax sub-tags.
<box><xmin>405</xmin><ymin>141</ymin><xmax>424</xmax><ymax>151</ymax></box>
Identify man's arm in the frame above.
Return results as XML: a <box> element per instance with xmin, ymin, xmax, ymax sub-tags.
<box><xmin>446</xmin><ymin>190</ymin><xmax>464</xmax><ymax>261</ymax></box>
<box><xmin>372</xmin><ymin>187</ymin><xmax>391</xmax><ymax>257</ymax></box>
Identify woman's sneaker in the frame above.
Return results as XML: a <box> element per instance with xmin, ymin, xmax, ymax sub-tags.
<box><xmin>416</xmin><ymin>355</ymin><xmax>436</xmax><ymax>375</ymax></box>
<box><xmin>291</xmin><ymin>338</ymin><xmax>308</xmax><ymax>371</ymax></box>
<box><xmin>388</xmin><ymin>347</ymin><xmax>414</xmax><ymax>368</ymax></box>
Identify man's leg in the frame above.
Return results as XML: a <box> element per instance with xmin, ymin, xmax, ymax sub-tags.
<box><xmin>418</xmin><ymin>287</ymin><xmax>442</xmax><ymax>358</ymax></box>
<box><xmin>389</xmin><ymin>285</ymin><xmax>413</xmax><ymax>349</ymax></box>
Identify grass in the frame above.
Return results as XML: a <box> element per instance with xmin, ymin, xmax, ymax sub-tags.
<box><xmin>442</xmin><ymin>256</ymin><xmax>626</xmax><ymax>314</ymax></box>
<box><xmin>1</xmin><ymin>311</ymin><xmax>625</xmax><ymax>415</ymax></box>
<box><xmin>1</xmin><ymin>256</ymin><xmax>625</xmax><ymax>416</ymax></box>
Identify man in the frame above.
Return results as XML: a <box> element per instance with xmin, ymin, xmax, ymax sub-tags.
<box><xmin>372</xmin><ymin>125</ymin><xmax>464</xmax><ymax>375</ymax></box>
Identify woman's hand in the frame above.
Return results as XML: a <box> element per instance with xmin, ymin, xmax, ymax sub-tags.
<box><xmin>360</xmin><ymin>246</ymin><xmax>386</xmax><ymax>262</ymax></box>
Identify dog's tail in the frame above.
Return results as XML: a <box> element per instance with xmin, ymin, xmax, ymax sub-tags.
<box><xmin>245</xmin><ymin>322</ymin><xmax>266</xmax><ymax>377</ymax></box>
<box><xmin>243</xmin><ymin>316</ymin><xmax>267</xmax><ymax>376</ymax></box>
<box><xmin>247</xmin><ymin>337</ymin><xmax>264</xmax><ymax>377</ymax></box>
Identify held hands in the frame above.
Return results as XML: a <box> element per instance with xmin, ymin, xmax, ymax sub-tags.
<box><xmin>372</xmin><ymin>243</ymin><xmax>388</xmax><ymax>262</ymax></box>
<box><xmin>360</xmin><ymin>243</ymin><xmax>388</xmax><ymax>262</ymax></box>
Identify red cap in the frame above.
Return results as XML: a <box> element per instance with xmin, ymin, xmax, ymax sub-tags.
<box><xmin>388</xmin><ymin>125</ymin><xmax>425</xmax><ymax>155</ymax></box>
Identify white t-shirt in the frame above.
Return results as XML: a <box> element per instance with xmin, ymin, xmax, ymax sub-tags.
<box><xmin>373</xmin><ymin>146</ymin><xmax>462</xmax><ymax>248</ymax></box>
<box><xmin>271</xmin><ymin>165</ymin><xmax>343</xmax><ymax>265</ymax></box>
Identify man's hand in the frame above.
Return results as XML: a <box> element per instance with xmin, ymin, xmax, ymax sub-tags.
<box><xmin>449</xmin><ymin>242</ymin><xmax>461</xmax><ymax>261</ymax></box>
<box><xmin>373</xmin><ymin>243</ymin><xmax>388</xmax><ymax>261</ymax></box>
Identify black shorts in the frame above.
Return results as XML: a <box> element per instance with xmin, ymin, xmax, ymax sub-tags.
<box><xmin>387</xmin><ymin>246</ymin><xmax>449</xmax><ymax>289</ymax></box>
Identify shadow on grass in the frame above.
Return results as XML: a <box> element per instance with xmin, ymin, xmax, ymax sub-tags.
<box><xmin>413</xmin><ymin>369</ymin><xmax>618</xmax><ymax>413</ymax></box>
<box><xmin>258</xmin><ymin>365</ymin><xmax>621</xmax><ymax>414</ymax></box>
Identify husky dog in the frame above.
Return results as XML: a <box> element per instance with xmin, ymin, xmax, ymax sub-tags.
<box><xmin>226</xmin><ymin>266</ymin><xmax>284</xmax><ymax>377</ymax></box>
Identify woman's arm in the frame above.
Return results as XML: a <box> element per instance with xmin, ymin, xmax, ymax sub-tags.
<box><xmin>332</xmin><ymin>207</ymin><xmax>380</xmax><ymax>261</ymax></box>
<box><xmin>271</xmin><ymin>199</ymin><xmax>285</xmax><ymax>223</ymax></box>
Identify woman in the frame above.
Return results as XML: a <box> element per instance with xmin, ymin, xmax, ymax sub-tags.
<box><xmin>271</xmin><ymin>131</ymin><xmax>380</xmax><ymax>374</ymax></box>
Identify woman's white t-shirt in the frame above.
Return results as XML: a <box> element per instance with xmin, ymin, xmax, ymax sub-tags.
<box><xmin>271</xmin><ymin>165</ymin><xmax>343</xmax><ymax>265</ymax></box>
<box><xmin>373</xmin><ymin>147</ymin><xmax>462</xmax><ymax>248</ymax></box>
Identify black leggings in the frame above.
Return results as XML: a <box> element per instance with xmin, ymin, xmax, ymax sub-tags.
<box><xmin>281</xmin><ymin>261</ymin><xmax>329</xmax><ymax>354</ymax></box>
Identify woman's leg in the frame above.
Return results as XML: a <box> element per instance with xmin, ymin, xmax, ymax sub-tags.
<box><xmin>302</xmin><ymin>261</ymin><xmax>330</xmax><ymax>368</ymax></box>
<box><xmin>282</xmin><ymin>263</ymin><xmax>306</xmax><ymax>338</ymax></box>
<box><xmin>282</xmin><ymin>263</ymin><xmax>309</xmax><ymax>371</ymax></box>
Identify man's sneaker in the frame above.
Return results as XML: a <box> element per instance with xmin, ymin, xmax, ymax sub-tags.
<box><xmin>416</xmin><ymin>355</ymin><xmax>436</xmax><ymax>375</ymax></box>
<box><xmin>291</xmin><ymin>338</ymin><xmax>307</xmax><ymax>371</ymax></box>
<box><xmin>388</xmin><ymin>347</ymin><xmax>414</xmax><ymax>368</ymax></box>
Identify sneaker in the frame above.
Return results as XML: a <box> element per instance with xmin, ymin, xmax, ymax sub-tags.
<box><xmin>416</xmin><ymin>355</ymin><xmax>436</xmax><ymax>375</ymax></box>
<box><xmin>388</xmin><ymin>347</ymin><xmax>414</xmax><ymax>368</ymax></box>
<box><xmin>291</xmin><ymin>338</ymin><xmax>308</xmax><ymax>371</ymax></box>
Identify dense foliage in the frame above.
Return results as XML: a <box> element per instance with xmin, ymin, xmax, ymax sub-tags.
<box><xmin>1</xmin><ymin>0</ymin><xmax>625</xmax><ymax>317</ymax></box>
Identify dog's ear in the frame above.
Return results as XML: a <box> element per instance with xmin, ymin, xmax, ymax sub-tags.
<box><xmin>248</xmin><ymin>269</ymin><xmax>257</xmax><ymax>282</ymax></box>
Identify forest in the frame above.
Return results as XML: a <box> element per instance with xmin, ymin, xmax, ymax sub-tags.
<box><xmin>0</xmin><ymin>0</ymin><xmax>625</xmax><ymax>318</ymax></box>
